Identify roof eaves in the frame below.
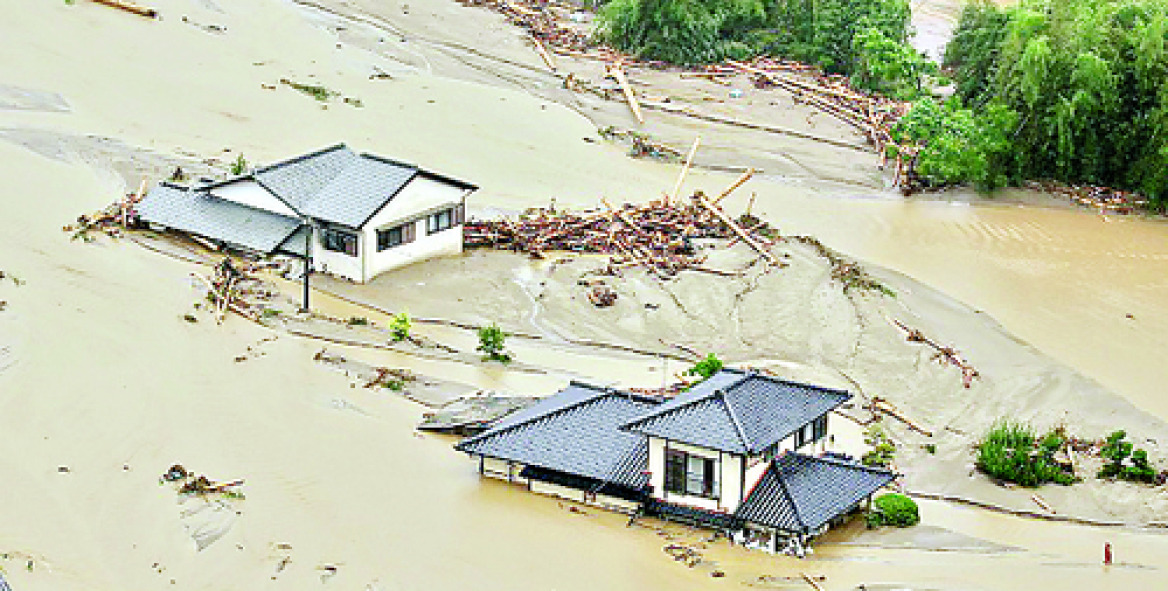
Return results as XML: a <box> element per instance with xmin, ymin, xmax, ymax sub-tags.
<box><xmin>755</xmin><ymin>372</ymin><xmax>853</xmax><ymax>402</ymax></box>
<box><xmin>456</xmin><ymin>382</ymin><xmax>610</xmax><ymax>448</ymax></box>
<box><xmin>416</xmin><ymin>169</ymin><xmax>479</xmax><ymax>191</ymax></box>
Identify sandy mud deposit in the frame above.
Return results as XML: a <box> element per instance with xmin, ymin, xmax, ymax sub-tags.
<box><xmin>2</xmin><ymin>0</ymin><xmax>1168</xmax><ymax>590</ymax></box>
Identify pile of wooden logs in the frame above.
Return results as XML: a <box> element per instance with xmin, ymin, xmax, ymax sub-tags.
<box><xmin>63</xmin><ymin>179</ymin><xmax>149</xmax><ymax>242</ymax></box>
<box><xmin>191</xmin><ymin>258</ymin><xmax>278</xmax><ymax>324</ymax></box>
<box><xmin>463</xmin><ymin>191</ymin><xmax>780</xmax><ymax>277</ymax></box>
<box><xmin>891</xmin><ymin>318</ymin><xmax>980</xmax><ymax>388</ymax></box>
<box><xmin>1034</xmin><ymin>182</ymin><xmax>1150</xmax><ymax>214</ymax></box>
<box><xmin>453</xmin><ymin>0</ymin><xmax>597</xmax><ymax>54</ymax></box>
<box><xmin>727</xmin><ymin>60</ymin><xmax>912</xmax><ymax>179</ymax></box>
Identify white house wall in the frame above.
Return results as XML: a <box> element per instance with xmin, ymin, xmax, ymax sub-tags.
<box><xmin>361</xmin><ymin>178</ymin><xmax>471</xmax><ymax>281</ymax></box>
<box><xmin>649</xmin><ymin>438</ymin><xmax>740</xmax><ymax>513</ymax></box>
<box><xmin>210</xmin><ymin>179</ymin><xmax>299</xmax><ymax>218</ymax></box>
<box><xmin>311</xmin><ymin>226</ymin><xmax>363</xmax><ymax>282</ymax></box>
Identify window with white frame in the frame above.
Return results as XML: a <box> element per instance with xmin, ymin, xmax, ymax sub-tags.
<box><xmin>664</xmin><ymin>448</ymin><xmax>720</xmax><ymax>498</ymax></box>
<box><xmin>320</xmin><ymin>227</ymin><xmax>358</xmax><ymax>257</ymax></box>
<box><xmin>426</xmin><ymin>204</ymin><xmax>464</xmax><ymax>235</ymax></box>
<box><xmin>377</xmin><ymin>221</ymin><xmax>416</xmax><ymax>251</ymax></box>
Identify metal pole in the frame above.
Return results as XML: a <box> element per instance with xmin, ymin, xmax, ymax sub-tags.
<box><xmin>301</xmin><ymin>222</ymin><xmax>311</xmax><ymax>312</ymax></box>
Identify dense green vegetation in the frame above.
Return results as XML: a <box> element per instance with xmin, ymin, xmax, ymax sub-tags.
<box><xmin>975</xmin><ymin>422</ymin><xmax>1076</xmax><ymax>487</ymax></box>
<box><xmin>908</xmin><ymin>0</ymin><xmax>1168</xmax><ymax>205</ymax></box>
<box><xmin>686</xmin><ymin>353</ymin><xmax>724</xmax><ymax>382</ymax></box>
<box><xmin>1098</xmin><ymin>430</ymin><xmax>1159</xmax><ymax>483</ymax></box>
<box><xmin>596</xmin><ymin>0</ymin><xmax>929</xmax><ymax>96</ymax></box>
<box><xmin>867</xmin><ymin>493</ymin><xmax>920</xmax><ymax>527</ymax></box>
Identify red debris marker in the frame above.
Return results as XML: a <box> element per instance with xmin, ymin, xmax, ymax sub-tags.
<box><xmin>1104</xmin><ymin>541</ymin><xmax>1113</xmax><ymax>565</ymax></box>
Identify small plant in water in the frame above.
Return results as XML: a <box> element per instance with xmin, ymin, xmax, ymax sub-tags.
<box><xmin>347</xmin><ymin>316</ymin><xmax>369</xmax><ymax>326</ymax></box>
<box><xmin>477</xmin><ymin>323</ymin><xmax>510</xmax><ymax>363</ymax></box>
<box><xmin>1098</xmin><ymin>430</ymin><xmax>1158</xmax><ymax>483</ymax></box>
<box><xmin>230</xmin><ymin>153</ymin><xmax>248</xmax><ymax>175</ymax></box>
<box><xmin>389</xmin><ymin>311</ymin><xmax>411</xmax><ymax>342</ymax></box>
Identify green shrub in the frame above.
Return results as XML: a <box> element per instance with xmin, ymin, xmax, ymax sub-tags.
<box><xmin>230</xmin><ymin>154</ymin><xmax>248</xmax><ymax>176</ymax></box>
<box><xmin>477</xmin><ymin>323</ymin><xmax>511</xmax><ymax>363</ymax></box>
<box><xmin>685</xmin><ymin>353</ymin><xmax>724</xmax><ymax>382</ymax></box>
<box><xmin>862</xmin><ymin>423</ymin><xmax>896</xmax><ymax>468</ymax></box>
<box><xmin>389</xmin><ymin>311</ymin><xmax>412</xmax><ymax>342</ymax></box>
<box><xmin>596</xmin><ymin>0</ymin><xmax>766</xmax><ymax>65</ymax></box>
<box><xmin>1098</xmin><ymin>430</ymin><xmax>1158</xmax><ymax>483</ymax></box>
<box><xmin>975</xmin><ymin>421</ymin><xmax>1076</xmax><ymax>487</ymax></box>
<box><xmin>867</xmin><ymin>493</ymin><xmax>919</xmax><ymax>527</ymax></box>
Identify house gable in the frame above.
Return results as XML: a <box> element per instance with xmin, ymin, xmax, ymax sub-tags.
<box><xmin>209</xmin><ymin>178</ymin><xmax>300</xmax><ymax>218</ymax></box>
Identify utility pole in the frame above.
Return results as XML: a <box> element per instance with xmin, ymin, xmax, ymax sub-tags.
<box><xmin>301</xmin><ymin>221</ymin><xmax>312</xmax><ymax>312</ymax></box>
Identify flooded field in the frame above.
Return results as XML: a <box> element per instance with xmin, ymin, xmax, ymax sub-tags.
<box><xmin>2</xmin><ymin>0</ymin><xmax>1168</xmax><ymax>590</ymax></box>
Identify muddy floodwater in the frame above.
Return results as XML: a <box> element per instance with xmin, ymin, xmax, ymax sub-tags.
<box><xmin>3</xmin><ymin>0</ymin><xmax>1168</xmax><ymax>590</ymax></box>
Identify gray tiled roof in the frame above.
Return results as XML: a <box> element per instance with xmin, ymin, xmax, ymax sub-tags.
<box><xmin>253</xmin><ymin>144</ymin><xmax>419</xmax><ymax>228</ymax></box>
<box><xmin>455</xmin><ymin>383</ymin><xmax>660</xmax><ymax>489</ymax></box>
<box><xmin>622</xmin><ymin>369</ymin><xmax>851</xmax><ymax>454</ymax></box>
<box><xmin>735</xmin><ymin>453</ymin><xmax>895</xmax><ymax>533</ymax></box>
<box><xmin>137</xmin><ymin>183</ymin><xmax>303</xmax><ymax>254</ymax></box>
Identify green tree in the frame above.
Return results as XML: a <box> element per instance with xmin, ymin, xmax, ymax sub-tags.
<box><xmin>477</xmin><ymin>323</ymin><xmax>510</xmax><ymax>363</ymax></box>
<box><xmin>685</xmin><ymin>353</ymin><xmax>724</xmax><ymax>382</ymax></box>
<box><xmin>596</xmin><ymin>0</ymin><xmax>766</xmax><ymax>65</ymax></box>
<box><xmin>867</xmin><ymin>493</ymin><xmax>919</xmax><ymax>527</ymax></box>
<box><xmin>389</xmin><ymin>311</ymin><xmax>412</xmax><ymax>342</ymax></box>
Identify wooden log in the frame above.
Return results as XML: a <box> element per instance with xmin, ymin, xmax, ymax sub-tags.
<box><xmin>608</xmin><ymin>62</ymin><xmax>644</xmax><ymax>125</ymax></box>
<box><xmin>1032</xmin><ymin>494</ymin><xmax>1055</xmax><ymax>514</ymax></box>
<box><xmin>695</xmin><ymin>193</ymin><xmax>779</xmax><ymax>265</ymax></box>
<box><xmin>89</xmin><ymin>0</ymin><xmax>158</xmax><ymax>18</ymax></box>
<box><xmin>801</xmin><ymin>572</ymin><xmax>825</xmax><ymax>591</ymax></box>
<box><xmin>529</xmin><ymin>35</ymin><xmax>557</xmax><ymax>71</ymax></box>
<box><xmin>712</xmin><ymin>168</ymin><xmax>754</xmax><ymax>205</ymax></box>
<box><xmin>669</xmin><ymin>136</ymin><xmax>701</xmax><ymax>204</ymax></box>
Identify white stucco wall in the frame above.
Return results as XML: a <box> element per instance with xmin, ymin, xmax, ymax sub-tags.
<box><xmin>210</xmin><ymin>179</ymin><xmax>298</xmax><ymax>217</ymax></box>
<box><xmin>362</xmin><ymin>218</ymin><xmax>463</xmax><ymax>280</ymax></box>
<box><xmin>313</xmin><ymin>226</ymin><xmax>364</xmax><ymax>283</ymax></box>
<box><xmin>359</xmin><ymin>178</ymin><xmax>472</xmax><ymax>281</ymax></box>
<box><xmin>648</xmin><ymin>439</ymin><xmax>742</xmax><ymax>513</ymax></box>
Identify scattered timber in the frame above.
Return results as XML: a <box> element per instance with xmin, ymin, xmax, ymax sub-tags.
<box><xmin>161</xmin><ymin>464</ymin><xmax>245</xmax><ymax>498</ymax></box>
<box><xmin>191</xmin><ymin>258</ymin><xmax>279</xmax><ymax>324</ymax></box>
<box><xmin>890</xmin><ymin>319</ymin><xmax>980</xmax><ymax>388</ymax></box>
<box><xmin>670</xmin><ymin>137</ymin><xmax>701</xmax><ymax>202</ymax></box>
<box><xmin>870</xmin><ymin>397</ymin><xmax>933</xmax><ymax>437</ymax></box>
<box><xmin>463</xmin><ymin>193</ymin><xmax>782</xmax><ymax>277</ymax></box>
<box><xmin>63</xmin><ymin>184</ymin><xmax>148</xmax><ymax>242</ymax></box>
<box><xmin>89</xmin><ymin>0</ymin><xmax>159</xmax><ymax>18</ymax></box>
<box><xmin>607</xmin><ymin>62</ymin><xmax>644</xmax><ymax>125</ymax></box>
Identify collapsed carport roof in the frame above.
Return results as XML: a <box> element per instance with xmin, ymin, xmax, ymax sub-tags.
<box><xmin>136</xmin><ymin>183</ymin><xmax>304</xmax><ymax>254</ymax></box>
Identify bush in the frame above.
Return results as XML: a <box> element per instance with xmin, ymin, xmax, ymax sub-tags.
<box><xmin>975</xmin><ymin>421</ymin><xmax>1076</xmax><ymax>487</ymax></box>
<box><xmin>596</xmin><ymin>0</ymin><xmax>766</xmax><ymax>65</ymax></box>
<box><xmin>389</xmin><ymin>311</ymin><xmax>411</xmax><ymax>342</ymax></box>
<box><xmin>477</xmin><ymin>323</ymin><xmax>511</xmax><ymax>363</ymax></box>
<box><xmin>862</xmin><ymin>423</ymin><xmax>896</xmax><ymax>468</ymax></box>
<box><xmin>685</xmin><ymin>353</ymin><xmax>724</xmax><ymax>382</ymax></box>
<box><xmin>1098</xmin><ymin>430</ymin><xmax>1158</xmax><ymax>483</ymax></box>
<box><xmin>867</xmin><ymin>493</ymin><xmax>919</xmax><ymax>527</ymax></box>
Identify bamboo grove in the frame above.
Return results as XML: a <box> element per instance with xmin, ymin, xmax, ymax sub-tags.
<box><xmin>597</xmin><ymin>0</ymin><xmax>1168</xmax><ymax>209</ymax></box>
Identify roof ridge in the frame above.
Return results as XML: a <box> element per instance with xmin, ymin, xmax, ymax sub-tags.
<box><xmin>796</xmin><ymin>452</ymin><xmax>898</xmax><ymax>478</ymax></box>
<box><xmin>752</xmin><ymin>373</ymin><xmax>852</xmax><ymax>399</ymax></box>
<box><xmin>359</xmin><ymin>152</ymin><xmax>419</xmax><ymax>171</ymax></box>
<box><xmin>771</xmin><ymin>456</ymin><xmax>808</xmax><ymax>532</ymax></box>
<box><xmin>254</xmin><ymin>143</ymin><xmax>350</xmax><ymax>174</ymax></box>
<box><xmin>624</xmin><ymin>370</ymin><xmax>750</xmax><ymax>430</ymax></box>
<box><xmin>718</xmin><ymin>389</ymin><xmax>752</xmax><ymax>454</ymax></box>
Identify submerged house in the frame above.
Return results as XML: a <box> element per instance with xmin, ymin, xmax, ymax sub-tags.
<box><xmin>137</xmin><ymin>144</ymin><xmax>477</xmax><ymax>283</ymax></box>
<box><xmin>456</xmin><ymin>368</ymin><xmax>896</xmax><ymax>552</ymax></box>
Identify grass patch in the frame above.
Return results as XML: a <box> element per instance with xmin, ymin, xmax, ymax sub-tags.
<box><xmin>975</xmin><ymin>421</ymin><xmax>1075</xmax><ymax>487</ymax></box>
<box><xmin>280</xmin><ymin>78</ymin><xmax>338</xmax><ymax>102</ymax></box>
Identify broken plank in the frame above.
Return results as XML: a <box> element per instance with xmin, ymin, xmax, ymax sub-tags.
<box><xmin>695</xmin><ymin>192</ymin><xmax>779</xmax><ymax>265</ymax></box>
<box><xmin>89</xmin><ymin>0</ymin><xmax>158</xmax><ymax>18</ymax></box>
<box><xmin>712</xmin><ymin>168</ymin><xmax>754</xmax><ymax>205</ymax></box>
<box><xmin>608</xmin><ymin>62</ymin><xmax>644</xmax><ymax>125</ymax></box>
<box><xmin>669</xmin><ymin>136</ymin><xmax>700</xmax><ymax>204</ymax></box>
